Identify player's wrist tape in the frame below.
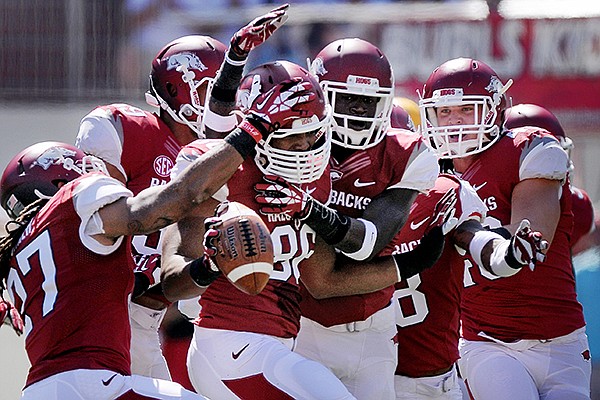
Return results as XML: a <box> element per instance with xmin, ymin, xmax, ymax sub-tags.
<box><xmin>203</xmin><ymin>107</ymin><xmax>238</xmax><ymax>133</ymax></box>
<box><xmin>225</xmin><ymin>124</ymin><xmax>261</xmax><ymax>159</ymax></box>
<box><xmin>341</xmin><ymin>218</ymin><xmax>378</xmax><ymax>261</ymax></box>
<box><xmin>303</xmin><ymin>199</ymin><xmax>351</xmax><ymax>245</ymax></box>
<box><xmin>469</xmin><ymin>230</ymin><xmax>520</xmax><ymax>276</ymax></box>
<box><xmin>189</xmin><ymin>257</ymin><xmax>221</xmax><ymax>288</ymax></box>
<box><xmin>489</xmin><ymin>239</ymin><xmax>522</xmax><ymax>277</ymax></box>
<box><xmin>392</xmin><ymin>226</ymin><xmax>445</xmax><ymax>281</ymax></box>
<box><xmin>225</xmin><ymin>47</ymin><xmax>248</xmax><ymax>66</ymax></box>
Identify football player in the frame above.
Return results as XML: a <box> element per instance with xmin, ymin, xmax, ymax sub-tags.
<box><xmin>0</xmin><ymin>110</ymin><xmax>274</xmax><ymax>398</ymax></box>
<box><xmin>160</xmin><ymin>60</ymin><xmax>361</xmax><ymax>400</ymax></box>
<box><xmin>75</xmin><ymin>5</ymin><xmax>288</xmax><ymax>381</ymax></box>
<box><xmin>248</xmin><ymin>38</ymin><xmax>439</xmax><ymax>399</ymax></box>
<box><xmin>419</xmin><ymin>58</ymin><xmax>591</xmax><ymax>399</ymax></box>
<box><xmin>503</xmin><ymin>103</ymin><xmax>596</xmax><ymax>254</ymax></box>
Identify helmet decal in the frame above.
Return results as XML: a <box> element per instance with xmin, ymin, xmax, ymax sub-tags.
<box><xmin>33</xmin><ymin>147</ymin><xmax>78</xmax><ymax>170</ymax></box>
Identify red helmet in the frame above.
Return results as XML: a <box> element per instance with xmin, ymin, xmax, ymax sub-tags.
<box><xmin>146</xmin><ymin>35</ymin><xmax>227</xmax><ymax>138</ymax></box>
<box><xmin>237</xmin><ymin>60</ymin><xmax>332</xmax><ymax>184</ymax></box>
<box><xmin>504</xmin><ymin>103</ymin><xmax>573</xmax><ymax>170</ymax></box>
<box><xmin>419</xmin><ymin>58</ymin><xmax>513</xmax><ymax>158</ymax></box>
<box><xmin>0</xmin><ymin>142</ymin><xmax>107</xmax><ymax>219</ymax></box>
<box><xmin>309</xmin><ymin>38</ymin><xmax>394</xmax><ymax>149</ymax></box>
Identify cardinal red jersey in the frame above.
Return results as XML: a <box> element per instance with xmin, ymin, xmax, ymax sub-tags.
<box><xmin>5</xmin><ymin>174</ymin><xmax>134</xmax><ymax>387</ymax></box>
<box><xmin>384</xmin><ymin>175</ymin><xmax>486</xmax><ymax>377</ymax></box>
<box><xmin>172</xmin><ymin>139</ymin><xmax>331</xmax><ymax>338</ymax></box>
<box><xmin>76</xmin><ymin>103</ymin><xmax>184</xmax><ymax>279</ymax></box>
<box><xmin>459</xmin><ymin>127</ymin><xmax>585</xmax><ymax>342</ymax></box>
<box><xmin>300</xmin><ymin>129</ymin><xmax>439</xmax><ymax>327</ymax></box>
<box><xmin>571</xmin><ymin>185</ymin><xmax>595</xmax><ymax>247</ymax></box>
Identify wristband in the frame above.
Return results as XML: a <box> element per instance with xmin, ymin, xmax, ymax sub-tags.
<box><xmin>203</xmin><ymin>107</ymin><xmax>238</xmax><ymax>133</ymax></box>
<box><xmin>489</xmin><ymin>239</ymin><xmax>522</xmax><ymax>277</ymax></box>
<box><xmin>189</xmin><ymin>258</ymin><xmax>221</xmax><ymax>288</ymax></box>
<box><xmin>468</xmin><ymin>230</ymin><xmax>505</xmax><ymax>271</ymax></box>
<box><xmin>341</xmin><ymin>218</ymin><xmax>378</xmax><ymax>261</ymax></box>
<box><xmin>225</xmin><ymin>52</ymin><xmax>247</xmax><ymax>67</ymax></box>
<box><xmin>224</xmin><ymin>126</ymin><xmax>260</xmax><ymax>159</ymax></box>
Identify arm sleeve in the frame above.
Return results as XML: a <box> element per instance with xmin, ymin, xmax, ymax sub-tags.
<box><xmin>72</xmin><ymin>174</ymin><xmax>133</xmax><ymax>255</ymax></box>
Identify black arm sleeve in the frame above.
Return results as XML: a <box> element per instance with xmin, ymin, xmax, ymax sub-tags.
<box><xmin>392</xmin><ymin>226</ymin><xmax>445</xmax><ymax>280</ymax></box>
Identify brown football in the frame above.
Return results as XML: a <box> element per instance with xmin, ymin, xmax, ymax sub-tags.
<box><xmin>212</xmin><ymin>201</ymin><xmax>273</xmax><ymax>295</ymax></box>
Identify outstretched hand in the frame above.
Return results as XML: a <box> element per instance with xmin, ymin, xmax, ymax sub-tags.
<box><xmin>508</xmin><ymin>219</ymin><xmax>548</xmax><ymax>271</ymax></box>
<box><xmin>230</xmin><ymin>4</ymin><xmax>289</xmax><ymax>59</ymax></box>
<box><xmin>427</xmin><ymin>188</ymin><xmax>459</xmax><ymax>235</ymax></box>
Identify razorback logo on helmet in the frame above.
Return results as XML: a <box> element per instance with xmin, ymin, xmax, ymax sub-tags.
<box><xmin>485</xmin><ymin>75</ymin><xmax>504</xmax><ymax>95</ymax></box>
<box><xmin>310</xmin><ymin>57</ymin><xmax>328</xmax><ymax>77</ymax></box>
<box><xmin>166</xmin><ymin>53</ymin><xmax>208</xmax><ymax>73</ymax></box>
<box><xmin>153</xmin><ymin>155</ymin><xmax>174</xmax><ymax>178</ymax></box>
<box><xmin>33</xmin><ymin>147</ymin><xmax>77</xmax><ymax>170</ymax></box>
<box><xmin>347</xmin><ymin>75</ymin><xmax>379</xmax><ymax>87</ymax></box>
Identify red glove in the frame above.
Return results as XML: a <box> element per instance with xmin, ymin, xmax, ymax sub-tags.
<box><xmin>230</xmin><ymin>4</ymin><xmax>289</xmax><ymax>58</ymax></box>
<box><xmin>508</xmin><ymin>219</ymin><xmax>548</xmax><ymax>271</ymax></box>
<box><xmin>427</xmin><ymin>188</ymin><xmax>459</xmax><ymax>235</ymax></box>
<box><xmin>0</xmin><ymin>296</ymin><xmax>24</xmax><ymax>336</ymax></box>
<box><xmin>254</xmin><ymin>175</ymin><xmax>313</xmax><ymax>219</ymax></box>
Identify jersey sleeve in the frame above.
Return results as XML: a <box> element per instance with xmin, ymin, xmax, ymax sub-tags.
<box><xmin>72</xmin><ymin>174</ymin><xmax>133</xmax><ymax>255</ymax></box>
<box><xmin>520</xmin><ymin>136</ymin><xmax>569</xmax><ymax>181</ymax></box>
<box><xmin>75</xmin><ymin>107</ymin><xmax>127</xmax><ymax>179</ymax></box>
<box><xmin>391</xmin><ymin>143</ymin><xmax>439</xmax><ymax>193</ymax></box>
<box><xmin>171</xmin><ymin>140</ymin><xmax>229</xmax><ymax>202</ymax></box>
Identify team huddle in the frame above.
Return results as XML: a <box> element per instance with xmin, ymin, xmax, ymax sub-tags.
<box><xmin>0</xmin><ymin>4</ymin><xmax>594</xmax><ymax>400</ymax></box>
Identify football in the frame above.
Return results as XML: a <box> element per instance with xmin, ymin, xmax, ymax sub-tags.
<box><xmin>211</xmin><ymin>201</ymin><xmax>274</xmax><ymax>295</ymax></box>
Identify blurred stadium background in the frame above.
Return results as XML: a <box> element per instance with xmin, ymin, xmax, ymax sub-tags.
<box><xmin>2</xmin><ymin>0</ymin><xmax>600</xmax><ymax>398</ymax></box>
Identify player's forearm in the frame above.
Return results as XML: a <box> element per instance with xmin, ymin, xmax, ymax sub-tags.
<box><xmin>161</xmin><ymin>258</ymin><xmax>208</xmax><ymax>302</ymax></box>
<box><xmin>302</xmin><ymin>255</ymin><xmax>399</xmax><ymax>299</ymax></box>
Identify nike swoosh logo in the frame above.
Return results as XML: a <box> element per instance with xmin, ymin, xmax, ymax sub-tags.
<box><xmin>102</xmin><ymin>374</ymin><xmax>118</xmax><ymax>386</ymax></box>
<box><xmin>232</xmin><ymin>343</ymin><xmax>250</xmax><ymax>360</ymax></box>
<box><xmin>472</xmin><ymin>182</ymin><xmax>487</xmax><ymax>192</ymax></box>
<box><xmin>354</xmin><ymin>179</ymin><xmax>375</xmax><ymax>187</ymax></box>
<box><xmin>255</xmin><ymin>92</ymin><xmax>273</xmax><ymax>110</ymax></box>
<box><xmin>410</xmin><ymin>217</ymin><xmax>430</xmax><ymax>230</ymax></box>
